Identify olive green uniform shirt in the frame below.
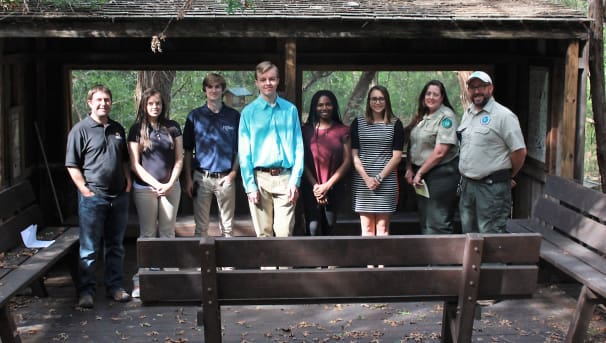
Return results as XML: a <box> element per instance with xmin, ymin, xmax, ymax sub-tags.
<box><xmin>457</xmin><ymin>97</ymin><xmax>525</xmax><ymax>179</ymax></box>
<box><xmin>409</xmin><ymin>104</ymin><xmax>459</xmax><ymax>167</ymax></box>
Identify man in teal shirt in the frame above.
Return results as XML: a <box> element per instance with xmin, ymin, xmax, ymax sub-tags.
<box><xmin>239</xmin><ymin>61</ymin><xmax>304</xmax><ymax>237</ymax></box>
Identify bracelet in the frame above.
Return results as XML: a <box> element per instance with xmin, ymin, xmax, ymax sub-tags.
<box><xmin>375</xmin><ymin>174</ymin><xmax>383</xmax><ymax>183</ymax></box>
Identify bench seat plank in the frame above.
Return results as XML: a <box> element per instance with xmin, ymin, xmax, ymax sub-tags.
<box><xmin>533</xmin><ymin>198</ymin><xmax>606</xmax><ymax>253</ymax></box>
<box><xmin>545</xmin><ymin>175</ymin><xmax>606</xmax><ymax>219</ymax></box>
<box><xmin>508</xmin><ymin>219</ymin><xmax>606</xmax><ymax>294</ymax></box>
<box><xmin>138</xmin><ymin>235</ymin><xmax>541</xmax><ymax>269</ymax></box>
<box><xmin>0</xmin><ymin>226</ymin><xmax>79</xmax><ymax>308</ymax></box>
<box><xmin>139</xmin><ymin>265</ymin><xmax>538</xmax><ymax>304</ymax></box>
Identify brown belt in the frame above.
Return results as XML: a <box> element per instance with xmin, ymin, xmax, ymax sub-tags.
<box><xmin>254</xmin><ymin>167</ymin><xmax>289</xmax><ymax>176</ymax></box>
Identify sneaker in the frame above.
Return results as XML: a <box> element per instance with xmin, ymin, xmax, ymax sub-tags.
<box><xmin>77</xmin><ymin>294</ymin><xmax>94</xmax><ymax>308</ymax></box>
<box><xmin>223</xmin><ymin>232</ymin><xmax>233</xmax><ymax>238</ymax></box>
<box><xmin>131</xmin><ymin>287</ymin><xmax>140</xmax><ymax>298</ymax></box>
<box><xmin>108</xmin><ymin>288</ymin><xmax>131</xmax><ymax>302</ymax></box>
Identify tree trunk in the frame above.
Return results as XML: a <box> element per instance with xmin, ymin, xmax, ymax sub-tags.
<box><xmin>302</xmin><ymin>71</ymin><xmax>333</xmax><ymax>92</ymax></box>
<box><xmin>343</xmin><ymin>71</ymin><xmax>377</xmax><ymax>123</ymax></box>
<box><xmin>588</xmin><ymin>0</ymin><xmax>606</xmax><ymax>192</ymax></box>
<box><xmin>136</xmin><ymin>71</ymin><xmax>176</xmax><ymax>117</ymax></box>
<box><xmin>457</xmin><ymin>71</ymin><xmax>472</xmax><ymax>111</ymax></box>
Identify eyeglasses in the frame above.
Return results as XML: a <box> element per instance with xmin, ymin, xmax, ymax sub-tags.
<box><xmin>467</xmin><ymin>84</ymin><xmax>490</xmax><ymax>91</ymax></box>
<box><xmin>370</xmin><ymin>97</ymin><xmax>385</xmax><ymax>103</ymax></box>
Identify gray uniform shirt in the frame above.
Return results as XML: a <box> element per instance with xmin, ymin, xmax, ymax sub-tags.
<box><xmin>457</xmin><ymin>97</ymin><xmax>526</xmax><ymax>179</ymax></box>
<box><xmin>409</xmin><ymin>104</ymin><xmax>459</xmax><ymax>167</ymax></box>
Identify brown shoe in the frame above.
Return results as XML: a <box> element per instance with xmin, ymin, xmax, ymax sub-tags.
<box><xmin>77</xmin><ymin>294</ymin><xmax>94</xmax><ymax>308</ymax></box>
<box><xmin>108</xmin><ymin>289</ymin><xmax>131</xmax><ymax>302</ymax></box>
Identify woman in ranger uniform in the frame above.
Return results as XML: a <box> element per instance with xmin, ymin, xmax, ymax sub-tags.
<box><xmin>405</xmin><ymin>80</ymin><xmax>460</xmax><ymax>234</ymax></box>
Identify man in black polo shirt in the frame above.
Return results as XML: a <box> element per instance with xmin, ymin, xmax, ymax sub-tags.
<box><xmin>65</xmin><ymin>84</ymin><xmax>132</xmax><ymax>308</ymax></box>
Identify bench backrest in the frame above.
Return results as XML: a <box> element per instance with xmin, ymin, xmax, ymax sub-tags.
<box><xmin>532</xmin><ymin>175</ymin><xmax>606</xmax><ymax>256</ymax></box>
<box><xmin>138</xmin><ymin>233</ymin><xmax>541</xmax><ymax>304</ymax></box>
<box><xmin>0</xmin><ymin>182</ymin><xmax>43</xmax><ymax>252</ymax></box>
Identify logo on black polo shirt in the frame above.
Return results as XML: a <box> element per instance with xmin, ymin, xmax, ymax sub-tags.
<box><xmin>115</xmin><ymin>132</ymin><xmax>123</xmax><ymax>139</ymax></box>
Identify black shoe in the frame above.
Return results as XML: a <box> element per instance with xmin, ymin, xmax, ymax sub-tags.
<box><xmin>77</xmin><ymin>294</ymin><xmax>94</xmax><ymax>308</ymax></box>
<box><xmin>108</xmin><ymin>288</ymin><xmax>131</xmax><ymax>302</ymax></box>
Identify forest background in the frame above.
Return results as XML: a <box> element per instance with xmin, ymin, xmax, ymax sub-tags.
<box><xmin>68</xmin><ymin>0</ymin><xmax>599</xmax><ymax>184</ymax></box>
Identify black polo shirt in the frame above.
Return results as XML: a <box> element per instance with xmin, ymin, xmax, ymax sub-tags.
<box><xmin>65</xmin><ymin>115</ymin><xmax>128</xmax><ymax>197</ymax></box>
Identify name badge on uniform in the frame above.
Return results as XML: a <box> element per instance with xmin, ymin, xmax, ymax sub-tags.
<box><xmin>480</xmin><ymin>115</ymin><xmax>491</xmax><ymax>125</ymax></box>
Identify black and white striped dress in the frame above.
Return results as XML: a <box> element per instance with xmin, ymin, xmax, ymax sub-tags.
<box><xmin>351</xmin><ymin>116</ymin><xmax>403</xmax><ymax>213</ymax></box>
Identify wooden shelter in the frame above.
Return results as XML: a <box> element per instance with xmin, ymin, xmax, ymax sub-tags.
<box><xmin>0</xmin><ymin>0</ymin><xmax>590</xmax><ymax>225</ymax></box>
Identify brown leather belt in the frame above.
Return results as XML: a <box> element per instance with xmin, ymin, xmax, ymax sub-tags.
<box><xmin>254</xmin><ymin>167</ymin><xmax>289</xmax><ymax>176</ymax></box>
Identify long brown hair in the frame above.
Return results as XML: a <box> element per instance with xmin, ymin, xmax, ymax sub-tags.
<box><xmin>135</xmin><ymin>88</ymin><xmax>173</xmax><ymax>152</ymax></box>
<box><xmin>406</xmin><ymin>80</ymin><xmax>454</xmax><ymax>130</ymax></box>
<box><xmin>365</xmin><ymin>85</ymin><xmax>396</xmax><ymax>124</ymax></box>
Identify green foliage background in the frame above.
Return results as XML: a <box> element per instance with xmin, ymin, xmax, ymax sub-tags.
<box><xmin>71</xmin><ymin>70</ymin><xmax>463</xmax><ymax>130</ymax></box>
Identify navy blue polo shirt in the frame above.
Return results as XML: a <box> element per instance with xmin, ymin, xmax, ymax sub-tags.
<box><xmin>65</xmin><ymin>115</ymin><xmax>128</xmax><ymax>197</ymax></box>
<box><xmin>182</xmin><ymin>103</ymin><xmax>240</xmax><ymax>173</ymax></box>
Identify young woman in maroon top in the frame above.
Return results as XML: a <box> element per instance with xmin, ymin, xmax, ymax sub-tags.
<box><xmin>301</xmin><ymin>90</ymin><xmax>351</xmax><ymax>235</ymax></box>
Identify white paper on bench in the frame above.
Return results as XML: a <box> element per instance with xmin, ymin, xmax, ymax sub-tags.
<box><xmin>20</xmin><ymin>224</ymin><xmax>55</xmax><ymax>248</ymax></box>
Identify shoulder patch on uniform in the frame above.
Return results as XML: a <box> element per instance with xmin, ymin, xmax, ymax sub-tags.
<box><xmin>480</xmin><ymin>115</ymin><xmax>491</xmax><ymax>125</ymax></box>
<box><xmin>441</xmin><ymin>118</ymin><xmax>453</xmax><ymax>129</ymax></box>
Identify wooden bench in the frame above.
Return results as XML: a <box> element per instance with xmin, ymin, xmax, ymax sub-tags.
<box><xmin>0</xmin><ymin>181</ymin><xmax>79</xmax><ymax>343</ymax></box>
<box><xmin>138</xmin><ymin>233</ymin><xmax>541</xmax><ymax>343</ymax></box>
<box><xmin>507</xmin><ymin>174</ymin><xmax>606</xmax><ymax>343</ymax></box>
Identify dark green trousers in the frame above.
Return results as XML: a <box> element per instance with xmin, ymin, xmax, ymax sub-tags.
<box><xmin>415</xmin><ymin>158</ymin><xmax>460</xmax><ymax>235</ymax></box>
<box><xmin>458</xmin><ymin>177</ymin><xmax>511</xmax><ymax>233</ymax></box>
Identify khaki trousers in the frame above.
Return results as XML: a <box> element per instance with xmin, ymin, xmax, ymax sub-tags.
<box><xmin>133</xmin><ymin>182</ymin><xmax>181</xmax><ymax>238</ymax></box>
<box><xmin>192</xmin><ymin>170</ymin><xmax>236</xmax><ymax>236</ymax></box>
<box><xmin>249</xmin><ymin>170</ymin><xmax>295</xmax><ymax>237</ymax></box>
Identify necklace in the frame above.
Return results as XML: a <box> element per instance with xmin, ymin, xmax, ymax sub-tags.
<box><xmin>150</xmin><ymin>123</ymin><xmax>161</xmax><ymax>139</ymax></box>
<box><xmin>315</xmin><ymin>121</ymin><xmax>333</xmax><ymax>137</ymax></box>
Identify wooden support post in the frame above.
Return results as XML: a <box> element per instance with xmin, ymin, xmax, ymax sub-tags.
<box><xmin>453</xmin><ymin>233</ymin><xmax>484</xmax><ymax>342</ymax></box>
<box><xmin>566</xmin><ymin>285</ymin><xmax>599</xmax><ymax>343</ymax></box>
<box><xmin>284</xmin><ymin>38</ymin><xmax>297</xmax><ymax>104</ymax></box>
<box><xmin>559</xmin><ymin>40</ymin><xmax>580</xmax><ymax>179</ymax></box>
<box><xmin>0</xmin><ymin>305</ymin><xmax>22</xmax><ymax>343</ymax></box>
<box><xmin>442</xmin><ymin>301</ymin><xmax>456</xmax><ymax>343</ymax></box>
<box><xmin>200</xmin><ymin>237</ymin><xmax>222</xmax><ymax>343</ymax></box>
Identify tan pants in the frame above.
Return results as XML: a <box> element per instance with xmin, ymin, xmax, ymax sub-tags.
<box><xmin>133</xmin><ymin>182</ymin><xmax>181</xmax><ymax>238</ymax></box>
<box><xmin>249</xmin><ymin>170</ymin><xmax>295</xmax><ymax>237</ymax></box>
<box><xmin>192</xmin><ymin>170</ymin><xmax>236</xmax><ymax>236</ymax></box>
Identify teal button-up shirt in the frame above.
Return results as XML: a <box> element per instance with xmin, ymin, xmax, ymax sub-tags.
<box><xmin>238</xmin><ymin>95</ymin><xmax>304</xmax><ymax>193</ymax></box>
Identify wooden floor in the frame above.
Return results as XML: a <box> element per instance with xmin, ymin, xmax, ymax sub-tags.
<box><xmin>6</xmin><ymin>214</ymin><xmax>605</xmax><ymax>342</ymax></box>
<box><xmin>7</xmin><ymin>235</ymin><xmax>606</xmax><ymax>343</ymax></box>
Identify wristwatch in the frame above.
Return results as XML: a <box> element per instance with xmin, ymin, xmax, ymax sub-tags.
<box><xmin>375</xmin><ymin>174</ymin><xmax>383</xmax><ymax>183</ymax></box>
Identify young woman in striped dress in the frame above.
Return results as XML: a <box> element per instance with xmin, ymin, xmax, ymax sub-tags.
<box><xmin>351</xmin><ymin>85</ymin><xmax>404</xmax><ymax>237</ymax></box>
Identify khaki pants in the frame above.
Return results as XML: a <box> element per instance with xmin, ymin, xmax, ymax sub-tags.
<box><xmin>192</xmin><ymin>170</ymin><xmax>236</xmax><ymax>236</ymax></box>
<box><xmin>133</xmin><ymin>182</ymin><xmax>181</xmax><ymax>238</ymax></box>
<box><xmin>249</xmin><ymin>170</ymin><xmax>295</xmax><ymax>237</ymax></box>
